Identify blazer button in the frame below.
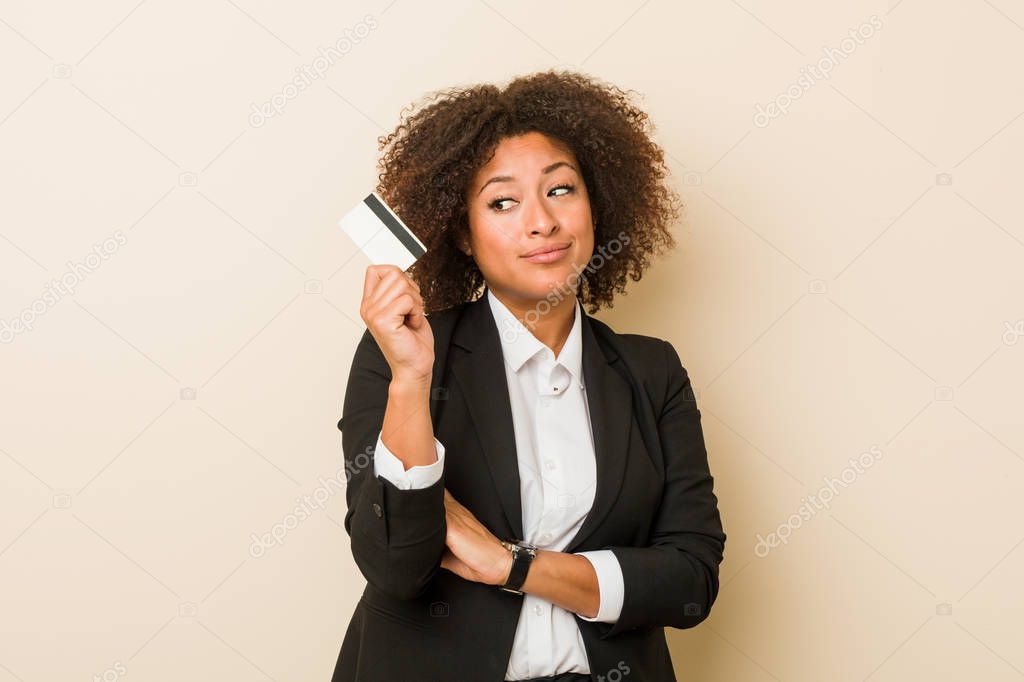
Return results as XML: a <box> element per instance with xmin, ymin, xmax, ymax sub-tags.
<box><xmin>372</xmin><ymin>502</ymin><xmax>383</xmax><ymax>518</ymax></box>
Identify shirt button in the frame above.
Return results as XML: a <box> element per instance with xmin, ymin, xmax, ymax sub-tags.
<box><xmin>372</xmin><ymin>502</ymin><xmax>383</xmax><ymax>518</ymax></box>
<box><xmin>534</xmin><ymin>604</ymin><xmax>544</xmax><ymax>616</ymax></box>
<box><xmin>544</xmin><ymin>458</ymin><xmax>556</xmax><ymax>470</ymax></box>
<box><xmin>539</xmin><ymin>532</ymin><xmax>552</xmax><ymax>544</ymax></box>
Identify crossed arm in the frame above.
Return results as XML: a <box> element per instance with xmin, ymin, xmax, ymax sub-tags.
<box><xmin>437</xmin><ymin>484</ymin><xmax>606</xmax><ymax>620</ymax></box>
<box><xmin>373</xmin><ymin>394</ymin><xmax>618</xmax><ymax>621</ymax></box>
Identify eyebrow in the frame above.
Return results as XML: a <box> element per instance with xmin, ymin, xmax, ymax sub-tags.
<box><xmin>476</xmin><ymin>161</ymin><xmax>577</xmax><ymax>196</ymax></box>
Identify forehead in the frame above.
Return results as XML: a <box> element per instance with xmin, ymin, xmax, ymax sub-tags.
<box><xmin>475</xmin><ymin>132</ymin><xmax>576</xmax><ymax>176</ymax></box>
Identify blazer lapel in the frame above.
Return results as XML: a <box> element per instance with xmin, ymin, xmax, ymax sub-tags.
<box><xmin>449</xmin><ymin>287</ymin><xmax>633</xmax><ymax>552</ymax></box>
<box><xmin>450</xmin><ymin>290</ymin><xmax>525</xmax><ymax>540</ymax></box>
<box><xmin>567</xmin><ymin>307</ymin><xmax>632</xmax><ymax>553</ymax></box>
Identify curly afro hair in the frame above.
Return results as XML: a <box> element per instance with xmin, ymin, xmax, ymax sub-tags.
<box><xmin>374</xmin><ymin>69</ymin><xmax>683</xmax><ymax>315</ymax></box>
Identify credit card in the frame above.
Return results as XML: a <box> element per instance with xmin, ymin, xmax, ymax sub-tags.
<box><xmin>338</xmin><ymin>191</ymin><xmax>426</xmax><ymax>272</ymax></box>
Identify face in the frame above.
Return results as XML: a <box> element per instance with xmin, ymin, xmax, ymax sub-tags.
<box><xmin>462</xmin><ymin>131</ymin><xmax>595</xmax><ymax>310</ymax></box>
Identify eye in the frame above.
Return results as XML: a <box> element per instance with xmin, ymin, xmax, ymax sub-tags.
<box><xmin>487</xmin><ymin>184</ymin><xmax>576</xmax><ymax>213</ymax></box>
<box><xmin>489</xmin><ymin>196</ymin><xmax>515</xmax><ymax>212</ymax></box>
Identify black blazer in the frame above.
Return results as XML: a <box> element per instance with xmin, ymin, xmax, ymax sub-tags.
<box><xmin>331</xmin><ymin>286</ymin><xmax>726</xmax><ymax>682</ymax></box>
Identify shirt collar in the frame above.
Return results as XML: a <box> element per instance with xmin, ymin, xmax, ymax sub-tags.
<box><xmin>486</xmin><ymin>288</ymin><xmax>584</xmax><ymax>386</ymax></box>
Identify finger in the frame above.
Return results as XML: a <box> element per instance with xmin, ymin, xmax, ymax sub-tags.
<box><xmin>362</xmin><ymin>265</ymin><xmax>381</xmax><ymax>304</ymax></box>
<box><xmin>372</xmin><ymin>271</ymin><xmax>424</xmax><ymax>314</ymax></box>
<box><xmin>404</xmin><ymin>272</ymin><xmax>421</xmax><ymax>294</ymax></box>
<box><xmin>380</xmin><ymin>294</ymin><xmax>422</xmax><ymax>332</ymax></box>
<box><xmin>366</xmin><ymin>267</ymin><xmax>404</xmax><ymax>308</ymax></box>
<box><xmin>366</xmin><ymin>265</ymin><xmax>423</xmax><ymax>327</ymax></box>
<box><xmin>443</xmin><ymin>489</ymin><xmax>467</xmax><ymax>514</ymax></box>
<box><xmin>361</xmin><ymin>266</ymin><xmax>397</xmax><ymax>324</ymax></box>
<box><xmin>406</xmin><ymin>298</ymin><xmax>426</xmax><ymax>330</ymax></box>
<box><xmin>407</xmin><ymin>305</ymin><xmax>425</xmax><ymax>330</ymax></box>
<box><xmin>444</xmin><ymin>492</ymin><xmax>466</xmax><ymax>512</ymax></box>
<box><xmin>446</xmin><ymin>555</ymin><xmax>468</xmax><ymax>577</ymax></box>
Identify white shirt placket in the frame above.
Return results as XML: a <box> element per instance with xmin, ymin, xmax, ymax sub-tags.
<box><xmin>524</xmin><ymin>354</ymin><xmax>566</xmax><ymax>672</ymax></box>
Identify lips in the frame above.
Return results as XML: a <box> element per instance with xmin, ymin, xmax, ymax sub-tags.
<box><xmin>521</xmin><ymin>242</ymin><xmax>571</xmax><ymax>258</ymax></box>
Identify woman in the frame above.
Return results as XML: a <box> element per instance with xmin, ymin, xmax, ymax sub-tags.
<box><xmin>333</xmin><ymin>70</ymin><xmax>726</xmax><ymax>682</ymax></box>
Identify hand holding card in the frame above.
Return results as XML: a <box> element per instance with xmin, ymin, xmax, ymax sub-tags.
<box><xmin>344</xmin><ymin>193</ymin><xmax>433</xmax><ymax>386</ymax></box>
<box><xmin>358</xmin><ymin>263</ymin><xmax>434</xmax><ymax>387</ymax></box>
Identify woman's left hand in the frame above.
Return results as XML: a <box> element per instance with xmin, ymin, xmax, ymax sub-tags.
<box><xmin>440</xmin><ymin>488</ymin><xmax>512</xmax><ymax>586</ymax></box>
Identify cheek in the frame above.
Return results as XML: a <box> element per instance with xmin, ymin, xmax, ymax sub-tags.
<box><xmin>575</xmin><ymin>214</ymin><xmax>595</xmax><ymax>243</ymax></box>
<box><xmin>469</xmin><ymin>226</ymin><xmax>516</xmax><ymax>271</ymax></box>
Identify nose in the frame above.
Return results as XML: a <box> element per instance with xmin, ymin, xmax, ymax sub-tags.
<box><xmin>525</xmin><ymin>197</ymin><xmax>558</xmax><ymax>237</ymax></box>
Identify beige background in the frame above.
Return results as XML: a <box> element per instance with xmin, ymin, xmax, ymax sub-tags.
<box><xmin>2</xmin><ymin>1</ymin><xmax>1023</xmax><ymax>680</ymax></box>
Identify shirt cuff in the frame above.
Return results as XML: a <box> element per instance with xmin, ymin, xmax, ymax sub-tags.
<box><xmin>574</xmin><ymin>550</ymin><xmax>625</xmax><ymax>623</ymax></box>
<box><xmin>373</xmin><ymin>431</ymin><xmax>445</xmax><ymax>490</ymax></box>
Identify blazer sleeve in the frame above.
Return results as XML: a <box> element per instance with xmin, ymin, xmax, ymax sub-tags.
<box><xmin>338</xmin><ymin>328</ymin><xmax>447</xmax><ymax>600</ymax></box>
<box><xmin>598</xmin><ymin>339</ymin><xmax>727</xmax><ymax>639</ymax></box>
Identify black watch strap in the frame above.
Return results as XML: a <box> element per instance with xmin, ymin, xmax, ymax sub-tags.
<box><xmin>499</xmin><ymin>539</ymin><xmax>536</xmax><ymax>594</ymax></box>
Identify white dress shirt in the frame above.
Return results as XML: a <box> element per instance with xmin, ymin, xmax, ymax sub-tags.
<box><xmin>371</xmin><ymin>289</ymin><xmax>625</xmax><ymax>680</ymax></box>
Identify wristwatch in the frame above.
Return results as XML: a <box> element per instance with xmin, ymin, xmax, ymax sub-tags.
<box><xmin>498</xmin><ymin>539</ymin><xmax>537</xmax><ymax>594</ymax></box>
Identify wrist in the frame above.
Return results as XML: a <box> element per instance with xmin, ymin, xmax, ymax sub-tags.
<box><xmin>495</xmin><ymin>539</ymin><xmax>537</xmax><ymax>593</ymax></box>
<box><xmin>389</xmin><ymin>376</ymin><xmax>431</xmax><ymax>397</ymax></box>
<box><xmin>493</xmin><ymin>540</ymin><xmax>514</xmax><ymax>587</ymax></box>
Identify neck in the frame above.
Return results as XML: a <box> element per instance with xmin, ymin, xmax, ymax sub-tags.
<box><xmin>488</xmin><ymin>286</ymin><xmax>577</xmax><ymax>357</ymax></box>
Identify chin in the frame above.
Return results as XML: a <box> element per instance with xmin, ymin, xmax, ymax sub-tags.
<box><xmin>526</xmin><ymin>270</ymin><xmax>581</xmax><ymax>297</ymax></box>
